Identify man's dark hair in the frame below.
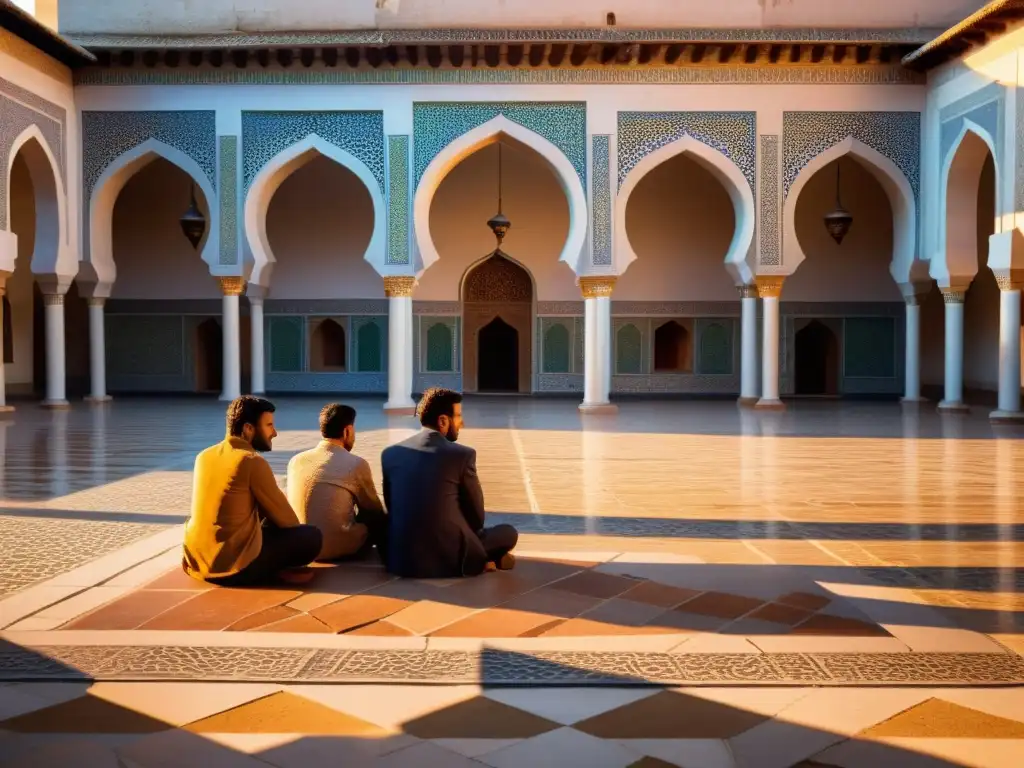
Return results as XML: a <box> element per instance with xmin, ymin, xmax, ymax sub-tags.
<box><xmin>226</xmin><ymin>396</ymin><xmax>276</xmax><ymax>437</ymax></box>
<box><xmin>416</xmin><ymin>388</ymin><xmax>463</xmax><ymax>429</ymax></box>
<box><xmin>320</xmin><ymin>403</ymin><xmax>357</xmax><ymax>439</ymax></box>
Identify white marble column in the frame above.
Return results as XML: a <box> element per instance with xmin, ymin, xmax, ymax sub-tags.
<box><xmin>991</xmin><ymin>276</ymin><xmax>1024</xmax><ymax>422</ymax></box>
<box><xmin>248</xmin><ymin>290</ymin><xmax>266</xmax><ymax>395</ymax></box>
<box><xmin>901</xmin><ymin>292</ymin><xmax>925</xmax><ymax>403</ymax></box>
<box><xmin>85</xmin><ymin>297</ymin><xmax>111</xmax><ymax>404</ymax></box>
<box><xmin>739</xmin><ymin>284</ymin><xmax>759</xmax><ymax>406</ymax></box>
<box><xmin>218</xmin><ymin>277</ymin><xmax>243</xmax><ymax>402</ymax></box>
<box><xmin>938</xmin><ymin>287</ymin><xmax>970</xmax><ymax>413</ymax></box>
<box><xmin>579</xmin><ymin>276</ymin><xmax>617</xmax><ymax>414</ymax></box>
<box><xmin>755</xmin><ymin>276</ymin><xmax>786</xmax><ymax>410</ymax></box>
<box><xmin>41</xmin><ymin>291</ymin><xmax>69</xmax><ymax>409</ymax></box>
<box><xmin>383</xmin><ymin>276</ymin><xmax>416</xmax><ymax>415</ymax></box>
<box><xmin>0</xmin><ymin>282</ymin><xmax>12</xmax><ymax>414</ymax></box>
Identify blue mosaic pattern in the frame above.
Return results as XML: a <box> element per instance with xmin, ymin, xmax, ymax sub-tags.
<box><xmin>413</xmin><ymin>102</ymin><xmax>587</xmax><ymax>188</ymax></box>
<box><xmin>542</xmin><ymin>321</ymin><xmax>571</xmax><ymax>374</ymax></box>
<box><xmin>268</xmin><ymin>316</ymin><xmax>304</xmax><ymax>373</ymax></box>
<box><xmin>106</xmin><ymin>315</ymin><xmax>184</xmax><ymax>377</ymax></box>
<box><xmin>782</xmin><ymin>111</ymin><xmax>920</xmax><ymax>201</ymax></box>
<box><xmin>425</xmin><ymin>321</ymin><xmax>455</xmax><ymax>372</ymax></box>
<box><xmin>617</xmin><ymin>111</ymin><xmax>756</xmax><ymax>192</ymax></box>
<box><xmin>241</xmin><ymin>111</ymin><xmax>385</xmax><ymax>192</ymax></box>
<box><xmin>386</xmin><ymin>135</ymin><xmax>410</xmax><ymax>265</ymax></box>
<box><xmin>355</xmin><ymin>317</ymin><xmax>385</xmax><ymax>373</ymax></box>
<box><xmin>697</xmin><ymin>320</ymin><xmax>733</xmax><ymax>375</ymax></box>
<box><xmin>591</xmin><ymin>135</ymin><xmax>612</xmax><ymax>266</ymax></box>
<box><xmin>759</xmin><ymin>135</ymin><xmax>781</xmax><ymax>267</ymax></box>
<box><xmin>82</xmin><ymin>111</ymin><xmax>217</xmax><ymax>196</ymax></box>
<box><xmin>218</xmin><ymin>135</ymin><xmax>238</xmax><ymax>265</ymax></box>
<box><xmin>844</xmin><ymin>317</ymin><xmax>896</xmax><ymax>379</ymax></box>
<box><xmin>616</xmin><ymin>323</ymin><xmax>643</xmax><ymax>375</ymax></box>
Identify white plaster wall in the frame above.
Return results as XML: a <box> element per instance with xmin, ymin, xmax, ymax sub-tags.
<box><xmin>58</xmin><ymin>0</ymin><xmax>988</xmax><ymax>35</ymax></box>
<box><xmin>786</xmin><ymin>157</ymin><xmax>900</xmax><ymax>302</ymax></box>
<box><xmin>416</xmin><ymin>140</ymin><xmax>577</xmax><ymax>302</ymax></box>
<box><xmin>110</xmin><ymin>157</ymin><xmax>221</xmax><ymax>299</ymax></box>
<box><xmin>264</xmin><ymin>155</ymin><xmax>383</xmax><ymax>299</ymax></box>
<box><xmin>7</xmin><ymin>154</ymin><xmax>37</xmax><ymax>388</ymax></box>
<box><xmin>616</xmin><ymin>152</ymin><xmax>737</xmax><ymax>301</ymax></box>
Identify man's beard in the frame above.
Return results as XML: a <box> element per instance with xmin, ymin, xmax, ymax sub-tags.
<box><xmin>444</xmin><ymin>424</ymin><xmax>459</xmax><ymax>443</ymax></box>
<box><xmin>251</xmin><ymin>434</ymin><xmax>272</xmax><ymax>453</ymax></box>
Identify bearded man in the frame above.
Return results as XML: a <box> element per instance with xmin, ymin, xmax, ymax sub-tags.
<box><xmin>380</xmin><ymin>388</ymin><xmax>518</xmax><ymax>578</ymax></box>
<box><xmin>183</xmin><ymin>396</ymin><xmax>322</xmax><ymax>586</ymax></box>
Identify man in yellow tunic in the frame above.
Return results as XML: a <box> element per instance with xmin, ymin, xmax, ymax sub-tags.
<box><xmin>183</xmin><ymin>396</ymin><xmax>322</xmax><ymax>586</ymax></box>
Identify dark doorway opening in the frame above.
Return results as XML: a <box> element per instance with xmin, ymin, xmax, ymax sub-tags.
<box><xmin>794</xmin><ymin>320</ymin><xmax>839</xmax><ymax>396</ymax></box>
<box><xmin>195</xmin><ymin>318</ymin><xmax>223</xmax><ymax>393</ymax></box>
<box><xmin>478</xmin><ymin>317</ymin><xmax>519</xmax><ymax>392</ymax></box>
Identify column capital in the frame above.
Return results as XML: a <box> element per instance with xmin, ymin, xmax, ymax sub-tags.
<box><xmin>755</xmin><ymin>275</ymin><xmax>785</xmax><ymax>299</ymax></box>
<box><xmin>383</xmin><ymin>276</ymin><xmax>416</xmax><ymax>298</ymax></box>
<box><xmin>579</xmin><ymin>276</ymin><xmax>616</xmax><ymax>299</ymax></box>
<box><xmin>246</xmin><ymin>283</ymin><xmax>269</xmax><ymax>301</ymax></box>
<box><xmin>43</xmin><ymin>293</ymin><xmax>64</xmax><ymax>307</ymax></box>
<box><xmin>218</xmin><ymin>276</ymin><xmax>246</xmax><ymax>296</ymax></box>
<box><xmin>737</xmin><ymin>284</ymin><xmax>758</xmax><ymax>299</ymax></box>
<box><xmin>940</xmin><ymin>287</ymin><xmax>967</xmax><ymax>304</ymax></box>
<box><xmin>87</xmin><ymin>297</ymin><xmax>106</xmax><ymax>309</ymax></box>
<box><xmin>993</xmin><ymin>270</ymin><xmax>1024</xmax><ymax>291</ymax></box>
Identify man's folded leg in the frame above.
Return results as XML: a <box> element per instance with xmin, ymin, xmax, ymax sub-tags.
<box><xmin>478</xmin><ymin>523</ymin><xmax>518</xmax><ymax>570</ymax></box>
<box><xmin>209</xmin><ymin>524</ymin><xmax>323</xmax><ymax>587</ymax></box>
<box><xmin>355</xmin><ymin>507</ymin><xmax>390</xmax><ymax>564</ymax></box>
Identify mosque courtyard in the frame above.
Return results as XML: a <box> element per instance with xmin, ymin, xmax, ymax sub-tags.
<box><xmin>0</xmin><ymin>397</ymin><xmax>1022</xmax><ymax>767</ymax></box>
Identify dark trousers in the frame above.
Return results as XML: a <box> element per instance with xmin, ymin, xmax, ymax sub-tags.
<box><xmin>351</xmin><ymin>507</ymin><xmax>390</xmax><ymax>564</ymax></box>
<box><xmin>478</xmin><ymin>523</ymin><xmax>518</xmax><ymax>562</ymax></box>
<box><xmin>207</xmin><ymin>523</ymin><xmax>322</xmax><ymax>587</ymax></box>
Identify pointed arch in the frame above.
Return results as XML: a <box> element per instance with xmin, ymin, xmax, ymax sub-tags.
<box><xmin>243</xmin><ymin>134</ymin><xmax>386</xmax><ymax>288</ymax></box>
<box><xmin>6</xmin><ymin>125</ymin><xmax>69</xmax><ymax>275</ymax></box>
<box><xmin>931</xmin><ymin>121</ymin><xmax>998</xmax><ymax>284</ymax></box>
<box><xmin>784</xmin><ymin>137</ymin><xmax>917</xmax><ymax>283</ymax></box>
<box><xmin>615</xmin><ymin>135</ymin><xmax>756</xmax><ymax>284</ymax></box>
<box><xmin>88</xmin><ymin>138</ymin><xmax>219</xmax><ymax>287</ymax></box>
<box><xmin>414</xmin><ymin>115</ymin><xmax>588</xmax><ymax>275</ymax></box>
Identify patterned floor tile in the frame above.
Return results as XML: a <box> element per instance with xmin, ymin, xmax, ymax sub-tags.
<box><xmin>225</xmin><ymin>605</ymin><xmax>300</xmax><ymax>632</ymax></box>
<box><xmin>672</xmin><ymin>592</ymin><xmax>765</xmax><ymax>620</ymax></box>
<box><xmin>309</xmin><ymin>595</ymin><xmax>412</xmax><ymax>633</ymax></box>
<box><xmin>87</xmin><ymin>682</ymin><xmax>281</xmax><ymax>728</ymax></box>
<box><xmin>480</xmin><ymin>727</ymin><xmax>637</xmax><ymax>768</ymax></box>
<box><xmin>61</xmin><ymin>589</ymin><xmax>199</xmax><ymax>630</ymax></box>
<box><xmin>618</xmin><ymin>582</ymin><xmax>701</xmax><ymax>609</ymax></box>
<box><xmin>792</xmin><ymin>614</ymin><xmax>891</xmax><ymax>637</ymax></box>
<box><xmin>289</xmin><ymin>685</ymin><xmax>481</xmax><ymax>732</ymax></box>
<box><xmin>429</xmin><ymin>607</ymin><xmax>564</xmax><ymax>638</ymax></box>
<box><xmin>859</xmin><ymin>698</ymin><xmax>1024</xmax><ymax>738</ymax></box>
<box><xmin>252</xmin><ymin>613</ymin><xmax>336</xmax><ymax>633</ymax></box>
<box><xmin>386</xmin><ymin>600</ymin><xmax>480</xmax><ymax>635</ymax></box>
<box><xmin>255</xmin><ymin>733</ymin><xmax>419</xmax><ymax>767</ymax></box>
<box><xmin>573</xmin><ymin>690</ymin><xmax>770</xmax><ymax>739</ymax></box>
<box><xmin>373</xmin><ymin>741</ymin><xmax>494</xmax><ymax>767</ymax></box>
<box><xmin>431</xmin><ymin>738</ymin><xmax>523</xmax><ymax>758</ymax></box>
<box><xmin>347</xmin><ymin>620</ymin><xmax>416</xmax><ymax>636</ymax></box>
<box><xmin>0</xmin><ymin>693</ymin><xmax>172</xmax><ymax>733</ymax></box>
<box><xmin>812</xmin><ymin>737</ymin><xmax>1024</xmax><ymax>768</ymax></box>
<box><xmin>619</xmin><ymin>739</ymin><xmax>735</xmax><ymax>768</ymax></box>
<box><xmin>138</xmin><ymin>588</ymin><xmax>302</xmax><ymax>631</ymax></box>
<box><xmin>400</xmin><ymin>696</ymin><xmax>561</xmax><ymax>739</ymax></box>
<box><xmin>0</xmin><ymin>736</ymin><xmax>127</xmax><ymax>768</ymax></box>
<box><xmin>117</xmin><ymin>728</ymin><xmax>274</xmax><ymax>768</ymax></box>
<box><xmin>184</xmin><ymin>691</ymin><xmax>390</xmax><ymax>735</ymax></box>
<box><xmin>551</xmin><ymin>572</ymin><xmax>641</xmax><ymax>600</ymax></box>
<box><xmin>483</xmin><ymin>688</ymin><xmax>659</xmax><ymax>726</ymax></box>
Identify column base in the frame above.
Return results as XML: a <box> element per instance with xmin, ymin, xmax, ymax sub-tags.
<box><xmin>85</xmin><ymin>395</ymin><xmax>112</xmax><ymax>405</ymax></box>
<box><xmin>989</xmin><ymin>409</ymin><xmax>1024</xmax><ymax>424</ymax></box>
<box><xmin>900</xmin><ymin>396</ymin><xmax>929</xmax><ymax>406</ymax></box>
<box><xmin>383</xmin><ymin>402</ymin><xmax>417</xmax><ymax>416</ymax></box>
<box><xmin>737</xmin><ymin>396</ymin><xmax>760</xmax><ymax>408</ymax></box>
<box><xmin>754</xmin><ymin>398</ymin><xmax>786</xmax><ymax>411</ymax></box>
<box><xmin>578</xmin><ymin>402</ymin><xmax>619</xmax><ymax>415</ymax></box>
<box><xmin>41</xmin><ymin>399</ymin><xmax>70</xmax><ymax>410</ymax></box>
<box><xmin>937</xmin><ymin>400</ymin><xmax>970</xmax><ymax>414</ymax></box>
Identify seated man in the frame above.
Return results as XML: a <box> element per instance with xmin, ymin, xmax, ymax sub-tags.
<box><xmin>381</xmin><ymin>388</ymin><xmax>518</xmax><ymax>578</ymax></box>
<box><xmin>287</xmin><ymin>403</ymin><xmax>388</xmax><ymax>562</ymax></box>
<box><xmin>183</xmin><ymin>396</ymin><xmax>322</xmax><ymax>586</ymax></box>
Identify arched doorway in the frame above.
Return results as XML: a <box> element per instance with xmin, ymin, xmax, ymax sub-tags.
<box><xmin>462</xmin><ymin>253</ymin><xmax>533</xmax><ymax>393</ymax></box>
<box><xmin>195</xmin><ymin>318</ymin><xmax>223</xmax><ymax>393</ymax></box>
<box><xmin>794</xmin><ymin>320</ymin><xmax>839</xmax><ymax>396</ymax></box>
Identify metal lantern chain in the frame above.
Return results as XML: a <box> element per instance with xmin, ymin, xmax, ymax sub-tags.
<box><xmin>823</xmin><ymin>160</ymin><xmax>853</xmax><ymax>245</ymax></box>
<box><xmin>487</xmin><ymin>140</ymin><xmax>511</xmax><ymax>248</ymax></box>
<box><xmin>179</xmin><ymin>182</ymin><xmax>207</xmax><ymax>250</ymax></box>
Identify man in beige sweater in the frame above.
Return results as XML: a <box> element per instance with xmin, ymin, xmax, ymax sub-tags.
<box><xmin>287</xmin><ymin>403</ymin><xmax>388</xmax><ymax>562</ymax></box>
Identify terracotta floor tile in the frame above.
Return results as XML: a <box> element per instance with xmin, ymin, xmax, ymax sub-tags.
<box><xmin>185</xmin><ymin>691</ymin><xmax>389</xmax><ymax>735</ymax></box>
<box><xmin>550</xmin><ymin>571</ymin><xmax>640</xmax><ymax>600</ymax></box>
<box><xmin>619</xmin><ymin>581</ymin><xmax>702</xmax><ymax>609</ymax></box>
<box><xmin>512</xmin><ymin>558</ymin><xmax>590</xmax><ymax>587</ymax></box>
<box><xmin>574</xmin><ymin>690</ymin><xmax>769</xmax><ymax>739</ymax></box>
<box><xmin>646</xmin><ymin>609</ymin><xmax>729</xmax><ymax>632</ymax></box>
<box><xmin>253</xmin><ymin>613</ymin><xmax>335</xmax><ymax>633</ymax></box>
<box><xmin>346</xmin><ymin>620</ymin><xmax>415</xmax><ymax>637</ymax></box>
<box><xmin>305</xmin><ymin>566</ymin><xmax>395</xmax><ymax>596</ymax></box>
<box><xmin>0</xmin><ymin>694</ymin><xmax>173</xmax><ymax>733</ymax></box>
<box><xmin>747</xmin><ymin>602</ymin><xmax>815</xmax><ymax>626</ymax></box>
<box><xmin>431</xmin><ymin>607</ymin><xmax>566</xmax><ymax>638</ymax></box>
<box><xmin>144</xmin><ymin>568</ymin><xmax>214</xmax><ymax>591</ymax></box>
<box><xmin>501</xmin><ymin>587</ymin><xmax>605</xmax><ymax>621</ymax></box>
<box><xmin>674</xmin><ymin>591</ymin><xmax>765</xmax><ymax>619</ymax></box>
<box><xmin>366</xmin><ymin>579</ymin><xmax>450</xmax><ymax>603</ymax></box>
<box><xmin>310</xmin><ymin>594</ymin><xmax>412</xmax><ymax>633</ymax></box>
<box><xmin>138</xmin><ymin>588</ymin><xmax>301</xmax><ymax>631</ymax></box>
<box><xmin>792</xmin><ymin>614</ymin><xmax>890</xmax><ymax>637</ymax></box>
<box><xmin>61</xmin><ymin>589</ymin><xmax>199</xmax><ymax>630</ymax></box>
<box><xmin>386</xmin><ymin>600</ymin><xmax>479</xmax><ymax>635</ymax></box>
<box><xmin>401</xmin><ymin>696</ymin><xmax>560</xmax><ymax>739</ymax></box>
<box><xmin>538</xmin><ymin>618</ymin><xmax>676</xmax><ymax>637</ymax></box>
<box><xmin>285</xmin><ymin>592</ymin><xmax>347</xmax><ymax>613</ymax></box>
<box><xmin>581</xmin><ymin>597</ymin><xmax>668</xmax><ymax>628</ymax></box>
<box><xmin>225</xmin><ymin>605</ymin><xmax>299</xmax><ymax>631</ymax></box>
<box><xmin>859</xmin><ymin>698</ymin><xmax>1024</xmax><ymax>738</ymax></box>
<box><xmin>776</xmin><ymin>592</ymin><xmax>833</xmax><ymax>612</ymax></box>
<box><xmin>440</xmin><ymin>573</ymin><xmax>540</xmax><ymax>609</ymax></box>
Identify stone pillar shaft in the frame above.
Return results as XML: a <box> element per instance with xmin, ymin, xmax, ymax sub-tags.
<box><xmin>755</xmin><ymin>277</ymin><xmax>785</xmax><ymax>410</ymax></box>
<box><xmin>938</xmin><ymin>288</ymin><xmax>969</xmax><ymax>413</ymax></box>
<box><xmin>86</xmin><ymin>298</ymin><xmax>110</xmax><ymax>403</ymax></box>
<box><xmin>739</xmin><ymin>284</ymin><xmax>759</xmax><ymax>405</ymax></box>
<box><xmin>903</xmin><ymin>295</ymin><xmax>922</xmax><ymax>402</ymax></box>
<box><xmin>218</xmin><ymin>277</ymin><xmax>244</xmax><ymax>402</ymax></box>
<box><xmin>0</xmin><ymin>286</ymin><xmax>10</xmax><ymax>412</ymax></box>
<box><xmin>249</xmin><ymin>297</ymin><xmax>265</xmax><ymax>395</ymax></box>
<box><xmin>384</xmin><ymin>277</ymin><xmax>416</xmax><ymax>415</ymax></box>
<box><xmin>42</xmin><ymin>292</ymin><xmax>68</xmax><ymax>408</ymax></box>
<box><xmin>993</xmin><ymin>277</ymin><xmax>1023</xmax><ymax>420</ymax></box>
<box><xmin>579</xmin><ymin>277</ymin><xmax>616</xmax><ymax>414</ymax></box>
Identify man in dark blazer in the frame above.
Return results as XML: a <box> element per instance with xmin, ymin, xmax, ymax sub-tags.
<box><xmin>381</xmin><ymin>388</ymin><xmax>518</xmax><ymax>578</ymax></box>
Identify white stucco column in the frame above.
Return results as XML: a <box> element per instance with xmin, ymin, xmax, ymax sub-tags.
<box><xmin>755</xmin><ymin>276</ymin><xmax>785</xmax><ymax>411</ymax></box>
<box><xmin>84</xmin><ymin>298</ymin><xmax>111</xmax><ymax>404</ymax></box>
<box><xmin>0</xmin><ymin>280</ymin><xmax>12</xmax><ymax>414</ymax></box>
<box><xmin>899</xmin><ymin>284</ymin><xmax>930</xmax><ymax>404</ymax></box>
<box><xmin>247</xmin><ymin>287</ymin><xmax>266</xmax><ymax>395</ymax></box>
<box><xmin>938</xmin><ymin>287</ymin><xmax>969</xmax><ymax>414</ymax></box>
<box><xmin>738</xmin><ymin>284</ymin><xmax>759</xmax><ymax>406</ymax></box>
<box><xmin>218</xmin><ymin>277</ymin><xmax>243</xmax><ymax>402</ymax></box>
<box><xmin>41</xmin><ymin>289</ymin><xmax>69</xmax><ymax>409</ymax></box>
<box><xmin>991</xmin><ymin>276</ymin><xmax>1024</xmax><ymax>422</ymax></box>
<box><xmin>383</xmin><ymin>276</ymin><xmax>416</xmax><ymax>415</ymax></box>
<box><xmin>579</xmin><ymin>276</ymin><xmax>617</xmax><ymax>414</ymax></box>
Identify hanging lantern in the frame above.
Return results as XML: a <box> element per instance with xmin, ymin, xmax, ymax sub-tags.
<box><xmin>179</xmin><ymin>183</ymin><xmax>206</xmax><ymax>250</ymax></box>
<box><xmin>823</xmin><ymin>160</ymin><xmax>853</xmax><ymax>245</ymax></box>
<box><xmin>486</xmin><ymin>141</ymin><xmax>511</xmax><ymax>247</ymax></box>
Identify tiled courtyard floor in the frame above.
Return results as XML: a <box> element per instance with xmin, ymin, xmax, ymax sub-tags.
<box><xmin>0</xmin><ymin>396</ymin><xmax>1023</xmax><ymax>766</ymax></box>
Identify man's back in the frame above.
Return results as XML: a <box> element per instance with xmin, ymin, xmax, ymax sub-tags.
<box><xmin>381</xmin><ymin>429</ymin><xmax>487</xmax><ymax>578</ymax></box>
